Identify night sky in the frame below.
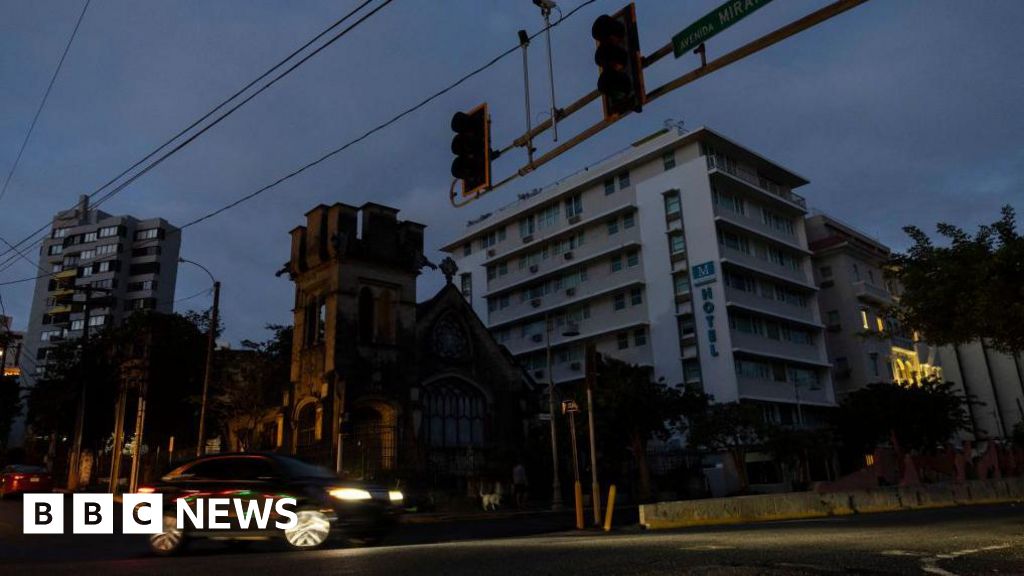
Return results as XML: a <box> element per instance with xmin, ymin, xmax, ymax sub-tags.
<box><xmin>1</xmin><ymin>0</ymin><xmax>1021</xmax><ymax>347</ymax></box>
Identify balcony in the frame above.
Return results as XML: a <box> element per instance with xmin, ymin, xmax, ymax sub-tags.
<box><xmin>737</xmin><ymin>375</ymin><xmax>833</xmax><ymax>406</ymax></box>
<box><xmin>54</xmin><ymin>269</ymin><xmax>77</xmax><ymax>280</ymax></box>
<box><xmin>720</xmin><ymin>247</ymin><xmax>813</xmax><ymax>288</ymax></box>
<box><xmin>853</xmin><ymin>280</ymin><xmax>893</xmax><ymax>305</ymax></box>
<box><xmin>47</xmin><ymin>304</ymin><xmax>73</xmax><ymax>315</ymax></box>
<box><xmin>707</xmin><ymin>154</ymin><xmax>806</xmax><ymax>209</ymax></box>
<box><xmin>713</xmin><ymin>206</ymin><xmax>804</xmax><ymax>252</ymax></box>
<box><xmin>723</xmin><ymin>286</ymin><xmax>818</xmax><ymax>326</ymax></box>
<box><xmin>730</xmin><ymin>331</ymin><xmax>826</xmax><ymax>365</ymax></box>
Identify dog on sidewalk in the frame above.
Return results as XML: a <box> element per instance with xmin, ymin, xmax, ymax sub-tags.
<box><xmin>479</xmin><ymin>481</ymin><xmax>504</xmax><ymax>511</ymax></box>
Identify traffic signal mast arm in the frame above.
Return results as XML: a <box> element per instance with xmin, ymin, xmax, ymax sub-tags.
<box><xmin>452</xmin><ymin>0</ymin><xmax>868</xmax><ymax>208</ymax></box>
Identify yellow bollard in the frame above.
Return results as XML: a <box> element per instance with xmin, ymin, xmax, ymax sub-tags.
<box><xmin>574</xmin><ymin>481</ymin><xmax>584</xmax><ymax>530</ymax></box>
<box><xmin>603</xmin><ymin>484</ymin><xmax>616</xmax><ymax>532</ymax></box>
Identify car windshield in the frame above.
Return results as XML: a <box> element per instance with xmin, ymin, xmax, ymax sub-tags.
<box><xmin>276</xmin><ymin>456</ymin><xmax>338</xmax><ymax>479</ymax></box>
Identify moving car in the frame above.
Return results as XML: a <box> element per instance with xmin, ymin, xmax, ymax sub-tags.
<box><xmin>143</xmin><ymin>453</ymin><xmax>402</xmax><ymax>555</ymax></box>
<box><xmin>0</xmin><ymin>464</ymin><xmax>52</xmax><ymax>498</ymax></box>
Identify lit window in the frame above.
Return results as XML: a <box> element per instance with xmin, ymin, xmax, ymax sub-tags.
<box><xmin>876</xmin><ymin>316</ymin><xmax>885</xmax><ymax>332</ymax></box>
<box><xmin>861</xmin><ymin>310</ymin><xmax>869</xmax><ymax>330</ymax></box>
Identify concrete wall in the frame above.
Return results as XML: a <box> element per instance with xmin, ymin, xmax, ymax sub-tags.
<box><xmin>639</xmin><ymin>478</ymin><xmax>1024</xmax><ymax>529</ymax></box>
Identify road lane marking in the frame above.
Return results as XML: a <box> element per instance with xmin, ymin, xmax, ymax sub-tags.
<box><xmin>920</xmin><ymin>543</ymin><xmax>1014</xmax><ymax>576</ymax></box>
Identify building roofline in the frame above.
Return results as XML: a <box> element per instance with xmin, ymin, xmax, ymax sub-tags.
<box><xmin>442</xmin><ymin>125</ymin><xmax>809</xmax><ymax>251</ymax></box>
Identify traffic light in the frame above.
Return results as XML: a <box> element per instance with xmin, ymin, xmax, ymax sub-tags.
<box><xmin>592</xmin><ymin>3</ymin><xmax>645</xmax><ymax>120</ymax></box>
<box><xmin>450</xmin><ymin>103</ymin><xmax>491</xmax><ymax>197</ymax></box>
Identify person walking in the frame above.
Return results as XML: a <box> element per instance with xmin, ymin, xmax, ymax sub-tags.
<box><xmin>513</xmin><ymin>461</ymin><xmax>528</xmax><ymax>509</ymax></box>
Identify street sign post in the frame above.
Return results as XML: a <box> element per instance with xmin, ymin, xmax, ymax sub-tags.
<box><xmin>672</xmin><ymin>0</ymin><xmax>776</xmax><ymax>57</ymax></box>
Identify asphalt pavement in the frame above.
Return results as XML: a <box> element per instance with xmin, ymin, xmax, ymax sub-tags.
<box><xmin>1</xmin><ymin>496</ymin><xmax>1022</xmax><ymax>575</ymax></box>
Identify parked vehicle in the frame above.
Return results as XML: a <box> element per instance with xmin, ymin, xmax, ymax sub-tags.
<box><xmin>142</xmin><ymin>453</ymin><xmax>402</xmax><ymax>555</ymax></box>
<box><xmin>0</xmin><ymin>464</ymin><xmax>53</xmax><ymax>498</ymax></box>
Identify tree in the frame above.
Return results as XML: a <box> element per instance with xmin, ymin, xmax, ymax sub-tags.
<box><xmin>211</xmin><ymin>325</ymin><xmax>292</xmax><ymax>451</ymax></box>
<box><xmin>684</xmin><ymin>393</ymin><xmax>767</xmax><ymax>493</ymax></box>
<box><xmin>891</xmin><ymin>205</ymin><xmax>1024</xmax><ymax>353</ymax></box>
<box><xmin>0</xmin><ymin>374</ymin><xmax>22</xmax><ymax>451</ymax></box>
<box><xmin>833</xmin><ymin>378</ymin><xmax>971</xmax><ymax>455</ymax></box>
<box><xmin>589</xmin><ymin>355</ymin><xmax>687</xmax><ymax>500</ymax></box>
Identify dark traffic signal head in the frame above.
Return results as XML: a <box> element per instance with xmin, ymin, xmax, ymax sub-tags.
<box><xmin>592</xmin><ymin>3</ymin><xmax>645</xmax><ymax>120</ymax></box>
<box><xmin>450</xmin><ymin>103</ymin><xmax>491</xmax><ymax>198</ymax></box>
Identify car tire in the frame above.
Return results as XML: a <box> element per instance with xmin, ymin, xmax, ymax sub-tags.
<box><xmin>283</xmin><ymin>509</ymin><xmax>332</xmax><ymax>550</ymax></box>
<box><xmin>149</xmin><ymin>514</ymin><xmax>188</xmax><ymax>556</ymax></box>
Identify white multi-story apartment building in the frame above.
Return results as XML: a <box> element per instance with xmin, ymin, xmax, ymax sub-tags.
<box><xmin>11</xmin><ymin>195</ymin><xmax>181</xmax><ymax>447</ymax></box>
<box><xmin>444</xmin><ymin>127</ymin><xmax>835</xmax><ymax>425</ymax></box>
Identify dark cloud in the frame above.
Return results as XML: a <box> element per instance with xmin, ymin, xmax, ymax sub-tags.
<box><xmin>2</xmin><ymin>0</ymin><xmax>1021</xmax><ymax>343</ymax></box>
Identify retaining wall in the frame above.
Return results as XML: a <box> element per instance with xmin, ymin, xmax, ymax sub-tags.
<box><xmin>639</xmin><ymin>478</ymin><xmax>1024</xmax><ymax>530</ymax></box>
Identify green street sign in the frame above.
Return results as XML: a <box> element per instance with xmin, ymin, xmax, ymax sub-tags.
<box><xmin>672</xmin><ymin>0</ymin><xmax>775</xmax><ymax>58</ymax></box>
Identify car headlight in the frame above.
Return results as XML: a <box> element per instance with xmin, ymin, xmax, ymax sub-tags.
<box><xmin>330</xmin><ymin>488</ymin><xmax>372</xmax><ymax>501</ymax></box>
<box><xmin>388</xmin><ymin>490</ymin><xmax>404</xmax><ymax>502</ymax></box>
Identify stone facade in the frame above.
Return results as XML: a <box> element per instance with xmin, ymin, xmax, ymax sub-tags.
<box><xmin>279</xmin><ymin>202</ymin><xmax>531</xmax><ymax>491</ymax></box>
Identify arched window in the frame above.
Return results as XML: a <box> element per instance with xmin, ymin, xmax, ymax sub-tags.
<box><xmin>296</xmin><ymin>403</ymin><xmax>318</xmax><ymax>449</ymax></box>
<box><xmin>420</xmin><ymin>379</ymin><xmax>486</xmax><ymax>448</ymax></box>
<box><xmin>358</xmin><ymin>287</ymin><xmax>375</xmax><ymax>344</ymax></box>
<box><xmin>375</xmin><ymin>290</ymin><xmax>395</xmax><ymax>344</ymax></box>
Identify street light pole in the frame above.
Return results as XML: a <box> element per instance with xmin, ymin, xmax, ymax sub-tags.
<box><xmin>179</xmin><ymin>258</ymin><xmax>219</xmax><ymax>457</ymax></box>
<box><xmin>545</xmin><ymin>316</ymin><xmax>563</xmax><ymax>509</ymax></box>
<box><xmin>584</xmin><ymin>342</ymin><xmax>600</xmax><ymax>525</ymax></box>
<box><xmin>67</xmin><ymin>285</ymin><xmax>110</xmax><ymax>490</ymax></box>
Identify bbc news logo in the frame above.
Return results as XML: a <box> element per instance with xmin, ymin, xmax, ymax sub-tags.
<box><xmin>23</xmin><ymin>493</ymin><xmax>298</xmax><ymax>534</ymax></box>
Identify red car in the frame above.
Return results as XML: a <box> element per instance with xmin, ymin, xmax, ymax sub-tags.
<box><xmin>0</xmin><ymin>465</ymin><xmax>53</xmax><ymax>498</ymax></box>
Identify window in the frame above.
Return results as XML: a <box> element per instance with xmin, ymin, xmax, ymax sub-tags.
<box><xmin>819</xmin><ymin>265</ymin><xmax>833</xmax><ymax>278</ymax></box>
<box><xmin>860</xmin><ymin>310</ymin><xmax>870</xmax><ymax>330</ymax></box>
<box><xmin>97</xmin><ymin>260</ymin><xmax>115</xmax><ymax>273</ymax></box>
<box><xmin>869</xmin><ymin>352</ymin><xmax>879</xmax><ymax>377</ymax></box>
<box><xmin>129</xmin><ymin>262</ymin><xmax>159</xmax><ymax>275</ymax></box>
<box><xmin>826</xmin><ymin>310</ymin><xmax>840</xmax><ymax>328</ymax></box>
<box><xmin>618</xmin><ymin>170</ymin><xmax>630</xmax><ymax>189</ymax></box>
<box><xmin>83</xmin><ymin>232</ymin><xmax>98</xmax><ymax>243</ymax></box>
<box><xmin>607</xmin><ymin>218</ymin><xmax>619</xmax><ymax>236</ymax></box>
<box><xmin>51</xmin><ymin>263</ymin><xmax>62</xmax><ymax>273</ymax></box>
<box><xmin>135</xmin><ymin>228</ymin><xmax>160</xmax><ymax>241</ymax></box>
<box><xmin>664</xmin><ymin>192</ymin><xmax>681</xmax><ymax>216</ymax></box>
<box><xmin>669</xmin><ymin>233</ymin><xmax>686</xmax><ymax>255</ymax></box>
<box><xmin>48</xmin><ymin>244</ymin><xmax>63</xmax><ymax>256</ymax></box>
<box><xmin>537</xmin><ymin>204</ymin><xmax>559</xmax><ymax>229</ymax></box>
<box><xmin>603</xmin><ymin>178</ymin><xmax>615</xmax><ymax>195</ymax></box>
<box><xmin>876</xmin><ymin>316</ymin><xmax>885</xmax><ymax>332</ymax></box>
<box><xmin>662</xmin><ymin>150</ymin><xmax>676</xmax><ymax>170</ymax></box>
<box><xmin>80</xmin><ymin>266</ymin><xmax>94</xmax><ymax>278</ymax></box>
<box><xmin>98</xmin><ymin>225</ymin><xmax>119</xmax><ymax>238</ymax></box>
<box><xmin>88</xmin><ymin>315</ymin><xmax>106</xmax><ymax>327</ymax></box>
<box><xmin>610</xmin><ymin>255</ymin><xmax>623</xmax><ymax>273</ymax></box>
<box><xmin>71</xmin><ymin>319</ymin><xmax>84</xmax><ymax>331</ymax></box>
<box><xmin>713</xmin><ymin>189</ymin><xmax>745</xmax><ymax>214</ymax></box>
<box><xmin>132</xmin><ymin>246</ymin><xmax>161</xmax><ymax>257</ymax></box>
<box><xmin>630</xmin><ymin>287</ymin><xmax>643</xmax><ymax>306</ymax></box>
<box><xmin>718</xmin><ymin>230</ymin><xmax>749</xmax><ymax>253</ymax></box>
<box><xmin>564</xmin><ymin>194</ymin><xmax>583</xmax><ymax>219</ymax></box>
<box><xmin>616</xmin><ymin>332</ymin><xmax>630</xmax><ymax>350</ymax></box>
<box><xmin>463</xmin><ymin>243</ymin><xmax>472</xmax><ymax>257</ymax></box>
<box><xmin>421</xmin><ymin>379</ymin><xmax>487</xmax><ymax>448</ymax></box>
<box><xmin>613</xmin><ymin>293</ymin><xmax>626</xmax><ymax>311</ymax></box>
<box><xmin>52</xmin><ymin>227</ymin><xmax>70</xmax><ymax>239</ymax></box>
<box><xmin>296</xmin><ymin>404</ymin><xmax>318</xmax><ymax>448</ymax></box>
<box><xmin>626</xmin><ymin>250</ymin><xmax>639</xmax><ymax>268</ymax></box>
<box><xmin>128</xmin><ymin>280</ymin><xmax>156</xmax><ymax>292</ymax></box>
<box><xmin>852</xmin><ymin>263</ymin><xmax>861</xmax><ymax>281</ymax></box>
<box><xmin>679</xmin><ymin>316</ymin><xmax>696</xmax><ymax>336</ymax></box>
<box><xmin>460</xmin><ymin>273</ymin><xmax>472</xmax><ymax>300</ymax></box>
<box><xmin>95</xmin><ymin>243</ymin><xmax>118</xmax><ymax>257</ymax></box>
<box><xmin>519</xmin><ymin>216</ymin><xmax>535</xmax><ymax>238</ymax></box>
<box><xmin>674</xmin><ymin>274</ymin><xmax>690</xmax><ymax>296</ymax></box>
<box><xmin>622</xmin><ymin>211</ymin><xmax>636</xmax><ymax>229</ymax></box>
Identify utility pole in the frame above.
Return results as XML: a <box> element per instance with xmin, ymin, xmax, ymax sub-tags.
<box><xmin>545</xmin><ymin>316</ymin><xmax>563</xmax><ymax>509</ymax></box>
<box><xmin>196</xmin><ymin>280</ymin><xmax>220</xmax><ymax>457</ymax></box>
<box><xmin>128</xmin><ymin>360</ymin><xmax>148</xmax><ymax>493</ymax></box>
<box><xmin>67</xmin><ymin>285</ymin><xmax>110</xmax><ymax>490</ymax></box>
<box><xmin>584</xmin><ymin>342</ymin><xmax>600</xmax><ymax>525</ymax></box>
<box><xmin>534</xmin><ymin>0</ymin><xmax>560</xmax><ymax>141</ymax></box>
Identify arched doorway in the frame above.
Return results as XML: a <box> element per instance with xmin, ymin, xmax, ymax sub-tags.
<box><xmin>344</xmin><ymin>405</ymin><xmax>396</xmax><ymax>480</ymax></box>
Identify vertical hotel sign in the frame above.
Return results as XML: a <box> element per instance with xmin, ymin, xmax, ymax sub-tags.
<box><xmin>692</xmin><ymin>261</ymin><xmax>719</xmax><ymax>357</ymax></box>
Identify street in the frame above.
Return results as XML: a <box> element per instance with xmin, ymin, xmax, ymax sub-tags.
<box><xmin>1</xmin><ymin>498</ymin><xmax>1022</xmax><ymax>575</ymax></box>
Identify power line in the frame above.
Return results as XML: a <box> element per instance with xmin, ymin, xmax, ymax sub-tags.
<box><xmin>178</xmin><ymin>0</ymin><xmax>599</xmax><ymax>230</ymax></box>
<box><xmin>174</xmin><ymin>287</ymin><xmax>213</xmax><ymax>304</ymax></box>
<box><xmin>0</xmin><ymin>0</ymin><xmax>383</xmax><ymax>270</ymax></box>
<box><xmin>0</xmin><ymin>0</ymin><xmax>91</xmax><ymax>206</ymax></box>
<box><xmin>0</xmin><ymin>0</ymin><xmax>600</xmax><ymax>288</ymax></box>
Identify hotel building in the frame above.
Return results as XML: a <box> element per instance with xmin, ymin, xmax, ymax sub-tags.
<box><xmin>444</xmin><ymin>126</ymin><xmax>835</xmax><ymax>425</ymax></box>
